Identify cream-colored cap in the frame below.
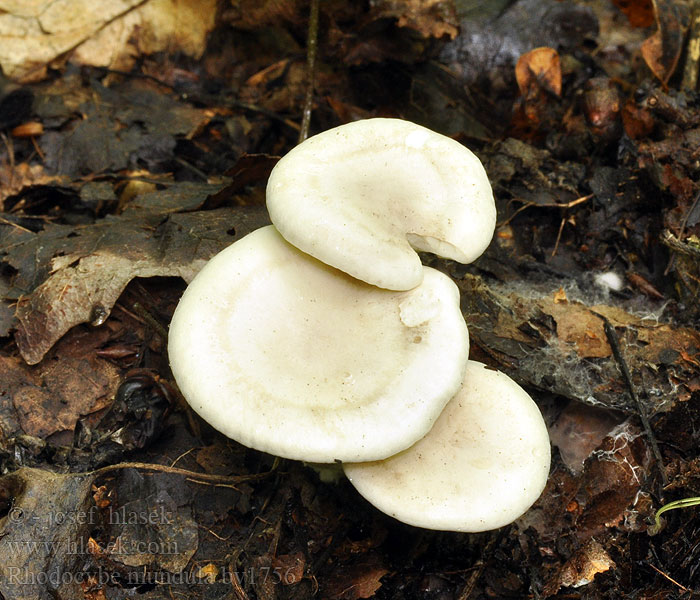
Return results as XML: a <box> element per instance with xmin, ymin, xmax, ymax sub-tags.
<box><xmin>266</xmin><ymin>118</ymin><xmax>496</xmax><ymax>290</ymax></box>
<box><xmin>168</xmin><ymin>226</ymin><xmax>469</xmax><ymax>463</ymax></box>
<box><xmin>344</xmin><ymin>361</ymin><xmax>551</xmax><ymax>531</ymax></box>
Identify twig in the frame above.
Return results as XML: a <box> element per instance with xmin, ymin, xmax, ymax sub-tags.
<box><xmin>298</xmin><ymin>0</ymin><xmax>321</xmax><ymax>143</ymax></box>
<box><xmin>0</xmin><ymin>131</ymin><xmax>15</xmax><ymax>191</ymax></box>
<box><xmin>132</xmin><ymin>301</ymin><xmax>169</xmax><ymax>343</ymax></box>
<box><xmin>661</xmin><ymin>228</ymin><xmax>700</xmax><ymax>259</ymax></box>
<box><xmin>173</xmin><ymin>157</ymin><xmax>209</xmax><ymax>181</ymax></box>
<box><xmin>647</xmin><ymin>562</ymin><xmax>689</xmax><ymax>592</ymax></box>
<box><xmin>0</xmin><ymin>215</ymin><xmax>32</xmax><ymax>233</ymax></box>
<box><xmin>664</xmin><ymin>188</ymin><xmax>700</xmax><ymax>275</ymax></box>
<box><xmin>592</xmin><ymin>311</ymin><xmax>667</xmax><ymax>489</ymax></box>
<box><xmin>92</xmin><ymin>460</ymin><xmax>274</xmax><ymax>486</ymax></box>
<box><xmin>682</xmin><ymin>0</ymin><xmax>700</xmax><ymax>90</ymax></box>
<box><xmin>551</xmin><ymin>217</ymin><xmax>567</xmax><ymax>258</ymax></box>
<box><xmin>498</xmin><ymin>194</ymin><xmax>593</xmax><ymax>229</ymax></box>
<box><xmin>456</xmin><ymin>532</ymin><xmax>501</xmax><ymax>600</ymax></box>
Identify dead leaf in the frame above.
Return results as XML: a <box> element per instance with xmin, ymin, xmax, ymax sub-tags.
<box><xmin>558</xmin><ymin>539</ymin><xmax>616</xmax><ymax>588</ymax></box>
<box><xmin>227</xmin><ymin>0</ymin><xmax>306</xmax><ymax>29</ymax></box>
<box><xmin>548</xmin><ymin>303</ymin><xmax>611</xmax><ymax>359</ymax></box>
<box><xmin>99</xmin><ymin>469</ymin><xmax>198</xmax><ymax>573</ymax></box>
<box><xmin>271</xmin><ymin>551</ymin><xmax>306</xmax><ymax>585</ymax></box>
<box><xmin>515</xmin><ymin>47</ymin><xmax>562</xmax><ymax>98</ymax></box>
<box><xmin>0</xmin><ymin>468</ymin><xmax>96</xmax><ymax>600</ymax></box>
<box><xmin>39</xmin><ymin>80</ymin><xmax>210</xmax><ymax>178</ymax></box>
<box><xmin>0</xmin><ymin>0</ymin><xmax>217</xmax><ymax>82</ymax></box>
<box><xmin>549</xmin><ymin>402</ymin><xmax>624</xmax><ymax>475</ymax></box>
<box><xmin>204</xmin><ymin>154</ymin><xmax>280</xmax><ymax>209</ymax></box>
<box><xmin>626</xmin><ymin>271</ymin><xmax>665</xmax><ymax>299</ymax></box>
<box><xmin>11</xmin><ymin>121</ymin><xmax>43</xmax><ymax>138</ymax></box>
<box><xmin>459</xmin><ymin>274</ymin><xmax>700</xmax><ymax>413</ymax></box>
<box><xmin>4</xmin><ymin>204</ymin><xmax>269</xmax><ymax>364</ymax></box>
<box><xmin>0</xmin><ymin>329</ymin><xmax>120</xmax><ymax>439</ymax></box>
<box><xmin>553</xmin><ymin>288</ymin><xmax>568</xmax><ymax>304</ymax></box>
<box><xmin>197</xmin><ymin>563</ymin><xmax>219</xmax><ymax>583</ymax></box>
<box><xmin>621</xmin><ymin>98</ymin><xmax>655</xmax><ymax>139</ymax></box>
<box><xmin>0</xmin><ymin>163</ymin><xmax>66</xmax><ymax>205</ymax></box>
<box><xmin>370</xmin><ymin>0</ymin><xmax>459</xmax><ymax>39</ymax></box>
<box><xmin>612</xmin><ymin>0</ymin><xmax>655</xmax><ymax>27</ymax></box>
<box><xmin>641</xmin><ymin>0</ymin><xmax>688</xmax><ymax>85</ymax></box>
<box><xmin>324</xmin><ymin>556</ymin><xmax>389</xmax><ymax>600</ymax></box>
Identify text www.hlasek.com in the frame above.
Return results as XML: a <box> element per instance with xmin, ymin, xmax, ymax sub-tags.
<box><xmin>4</xmin><ymin>537</ymin><xmax>178</xmax><ymax>556</ymax></box>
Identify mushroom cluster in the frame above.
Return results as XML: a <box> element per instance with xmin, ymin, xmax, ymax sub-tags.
<box><xmin>168</xmin><ymin>118</ymin><xmax>551</xmax><ymax>532</ymax></box>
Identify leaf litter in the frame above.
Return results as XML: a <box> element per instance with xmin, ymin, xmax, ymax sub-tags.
<box><xmin>2</xmin><ymin>0</ymin><xmax>700</xmax><ymax>598</ymax></box>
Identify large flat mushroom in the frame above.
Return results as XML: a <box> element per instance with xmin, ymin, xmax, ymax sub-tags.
<box><xmin>168</xmin><ymin>226</ymin><xmax>469</xmax><ymax>463</ymax></box>
<box><xmin>266</xmin><ymin>118</ymin><xmax>496</xmax><ymax>291</ymax></box>
<box><xmin>343</xmin><ymin>361</ymin><xmax>551</xmax><ymax>532</ymax></box>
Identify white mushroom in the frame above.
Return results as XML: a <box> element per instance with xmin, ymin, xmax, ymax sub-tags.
<box><xmin>343</xmin><ymin>360</ymin><xmax>551</xmax><ymax>532</ymax></box>
<box><xmin>168</xmin><ymin>225</ymin><xmax>469</xmax><ymax>463</ymax></box>
<box><xmin>266</xmin><ymin>118</ymin><xmax>496</xmax><ymax>290</ymax></box>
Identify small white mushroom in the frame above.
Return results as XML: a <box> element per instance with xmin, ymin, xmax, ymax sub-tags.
<box><xmin>168</xmin><ymin>225</ymin><xmax>469</xmax><ymax>463</ymax></box>
<box><xmin>343</xmin><ymin>360</ymin><xmax>551</xmax><ymax>532</ymax></box>
<box><xmin>266</xmin><ymin>118</ymin><xmax>496</xmax><ymax>290</ymax></box>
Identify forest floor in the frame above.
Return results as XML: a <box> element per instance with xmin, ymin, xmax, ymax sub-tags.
<box><xmin>1</xmin><ymin>0</ymin><xmax>700</xmax><ymax>598</ymax></box>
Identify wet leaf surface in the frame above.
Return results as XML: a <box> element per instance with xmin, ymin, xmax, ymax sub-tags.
<box><xmin>3</xmin><ymin>203</ymin><xmax>269</xmax><ymax>364</ymax></box>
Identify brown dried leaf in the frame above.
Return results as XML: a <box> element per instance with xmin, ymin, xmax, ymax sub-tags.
<box><xmin>549</xmin><ymin>402</ymin><xmax>623</xmax><ymax>475</ymax></box>
<box><xmin>0</xmin><ymin>0</ymin><xmax>217</xmax><ymax>82</ymax></box>
<box><xmin>621</xmin><ymin>98</ymin><xmax>655</xmax><ymax>139</ymax></box>
<box><xmin>459</xmin><ymin>274</ymin><xmax>700</xmax><ymax>413</ymax></box>
<box><xmin>271</xmin><ymin>551</ymin><xmax>306</xmax><ymax>585</ymax></box>
<box><xmin>558</xmin><ymin>539</ymin><xmax>616</xmax><ymax>588</ymax></box>
<box><xmin>641</xmin><ymin>0</ymin><xmax>687</xmax><ymax>85</ymax></box>
<box><xmin>515</xmin><ymin>47</ymin><xmax>562</xmax><ymax>98</ymax></box>
<box><xmin>0</xmin><ymin>163</ymin><xmax>66</xmax><ymax>205</ymax></box>
<box><xmin>324</xmin><ymin>556</ymin><xmax>389</xmax><ymax>600</ymax></box>
<box><xmin>0</xmin><ymin>329</ymin><xmax>120</xmax><ymax>438</ymax></box>
<box><xmin>3</xmin><ymin>203</ymin><xmax>269</xmax><ymax>364</ymax></box>
<box><xmin>612</xmin><ymin>0</ymin><xmax>655</xmax><ymax>27</ymax></box>
<box><xmin>371</xmin><ymin>0</ymin><xmax>459</xmax><ymax>39</ymax></box>
<box><xmin>204</xmin><ymin>154</ymin><xmax>280</xmax><ymax>210</ymax></box>
<box><xmin>227</xmin><ymin>0</ymin><xmax>306</xmax><ymax>29</ymax></box>
<box><xmin>548</xmin><ymin>303</ymin><xmax>611</xmax><ymax>359</ymax></box>
<box><xmin>99</xmin><ymin>470</ymin><xmax>198</xmax><ymax>573</ymax></box>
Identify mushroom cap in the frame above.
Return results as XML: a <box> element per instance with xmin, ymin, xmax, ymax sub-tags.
<box><xmin>168</xmin><ymin>225</ymin><xmax>469</xmax><ymax>463</ymax></box>
<box><xmin>343</xmin><ymin>361</ymin><xmax>551</xmax><ymax>532</ymax></box>
<box><xmin>266</xmin><ymin>118</ymin><xmax>496</xmax><ymax>291</ymax></box>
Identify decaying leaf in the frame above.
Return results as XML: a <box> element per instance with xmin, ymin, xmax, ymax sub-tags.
<box><xmin>39</xmin><ymin>80</ymin><xmax>210</xmax><ymax>178</ymax></box>
<box><xmin>1</xmin><ymin>202</ymin><xmax>270</xmax><ymax>364</ymax></box>
<box><xmin>548</xmin><ymin>401</ymin><xmax>624</xmax><ymax>475</ymax></box>
<box><xmin>557</xmin><ymin>539</ymin><xmax>616</xmax><ymax>589</ymax></box>
<box><xmin>0</xmin><ymin>163</ymin><xmax>65</xmax><ymax>205</ymax></box>
<box><xmin>324</xmin><ymin>556</ymin><xmax>389</xmax><ymax>600</ymax></box>
<box><xmin>370</xmin><ymin>0</ymin><xmax>459</xmax><ymax>38</ymax></box>
<box><xmin>227</xmin><ymin>0</ymin><xmax>306</xmax><ymax>29</ymax></box>
<box><xmin>0</xmin><ymin>468</ymin><xmax>95</xmax><ymax>600</ymax></box>
<box><xmin>515</xmin><ymin>47</ymin><xmax>562</xmax><ymax>98</ymax></box>
<box><xmin>641</xmin><ymin>0</ymin><xmax>688</xmax><ymax>85</ymax></box>
<box><xmin>612</xmin><ymin>0</ymin><xmax>655</xmax><ymax>28</ymax></box>
<box><xmin>0</xmin><ymin>331</ymin><xmax>120</xmax><ymax>438</ymax></box>
<box><xmin>0</xmin><ymin>0</ymin><xmax>217</xmax><ymax>81</ymax></box>
<box><xmin>98</xmin><ymin>469</ymin><xmax>198</xmax><ymax>573</ymax></box>
<box><xmin>459</xmin><ymin>274</ymin><xmax>700</xmax><ymax>414</ymax></box>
